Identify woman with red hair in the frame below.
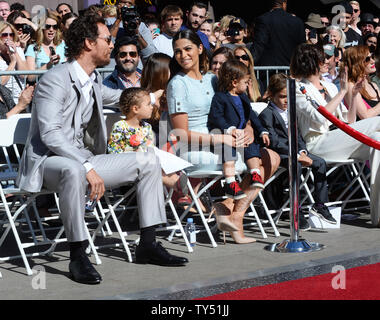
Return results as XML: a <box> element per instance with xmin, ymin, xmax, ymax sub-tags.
<box><xmin>341</xmin><ymin>45</ymin><xmax>380</xmax><ymax>119</ymax></box>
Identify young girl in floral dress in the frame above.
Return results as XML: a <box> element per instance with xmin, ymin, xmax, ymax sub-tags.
<box><xmin>108</xmin><ymin>87</ymin><xmax>190</xmax><ymax>194</ymax></box>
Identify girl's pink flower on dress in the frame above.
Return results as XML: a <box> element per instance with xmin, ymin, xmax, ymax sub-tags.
<box><xmin>129</xmin><ymin>134</ymin><xmax>141</xmax><ymax>147</ymax></box>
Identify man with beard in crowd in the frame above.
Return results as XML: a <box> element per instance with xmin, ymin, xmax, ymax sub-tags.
<box><xmin>103</xmin><ymin>36</ymin><xmax>141</xmax><ymax>90</ymax></box>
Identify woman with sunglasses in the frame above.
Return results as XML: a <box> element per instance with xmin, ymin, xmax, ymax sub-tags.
<box><xmin>167</xmin><ymin>29</ymin><xmax>280</xmax><ymax>243</ymax></box>
<box><xmin>291</xmin><ymin>43</ymin><xmax>380</xmax><ymax>227</ymax></box>
<box><xmin>341</xmin><ymin>45</ymin><xmax>380</xmax><ymax>119</ymax></box>
<box><xmin>0</xmin><ymin>21</ymin><xmax>29</xmax><ymax>104</ymax></box>
<box><xmin>25</xmin><ymin>12</ymin><xmax>66</xmax><ymax>80</ymax></box>
<box><xmin>233</xmin><ymin>46</ymin><xmax>263</xmax><ymax>102</ymax></box>
<box><xmin>7</xmin><ymin>10</ymin><xmax>37</xmax><ymax>50</ymax></box>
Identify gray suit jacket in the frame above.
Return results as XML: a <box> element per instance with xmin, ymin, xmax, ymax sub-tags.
<box><xmin>17</xmin><ymin>61</ymin><xmax>122</xmax><ymax>192</ymax></box>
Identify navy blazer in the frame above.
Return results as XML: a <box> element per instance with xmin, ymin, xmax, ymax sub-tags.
<box><xmin>258</xmin><ymin>102</ymin><xmax>308</xmax><ymax>159</ymax></box>
<box><xmin>208</xmin><ymin>91</ymin><xmax>266</xmax><ymax>137</ymax></box>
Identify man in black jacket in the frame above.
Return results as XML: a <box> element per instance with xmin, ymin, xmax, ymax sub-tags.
<box><xmin>251</xmin><ymin>0</ymin><xmax>305</xmax><ymax>67</ymax></box>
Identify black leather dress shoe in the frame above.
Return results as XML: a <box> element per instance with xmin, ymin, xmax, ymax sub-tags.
<box><xmin>69</xmin><ymin>255</ymin><xmax>102</xmax><ymax>284</ymax></box>
<box><xmin>135</xmin><ymin>241</ymin><xmax>189</xmax><ymax>266</ymax></box>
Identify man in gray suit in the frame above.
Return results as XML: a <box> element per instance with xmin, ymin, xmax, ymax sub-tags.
<box><xmin>16</xmin><ymin>13</ymin><xmax>188</xmax><ymax>285</ymax></box>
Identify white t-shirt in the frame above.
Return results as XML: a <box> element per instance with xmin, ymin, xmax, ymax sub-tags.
<box><xmin>153</xmin><ymin>33</ymin><xmax>174</xmax><ymax>57</ymax></box>
<box><xmin>0</xmin><ymin>46</ymin><xmax>26</xmax><ymax>104</ymax></box>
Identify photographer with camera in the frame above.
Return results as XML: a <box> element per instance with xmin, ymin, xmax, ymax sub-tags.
<box><xmin>220</xmin><ymin>17</ymin><xmax>250</xmax><ymax>50</ymax></box>
<box><xmin>109</xmin><ymin>0</ymin><xmax>157</xmax><ymax>64</ymax></box>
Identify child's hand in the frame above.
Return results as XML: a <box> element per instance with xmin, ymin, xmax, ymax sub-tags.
<box><xmin>262</xmin><ymin>134</ymin><xmax>270</xmax><ymax>147</ymax></box>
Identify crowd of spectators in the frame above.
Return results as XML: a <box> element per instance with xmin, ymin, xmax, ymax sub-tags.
<box><xmin>1</xmin><ymin>0</ymin><xmax>380</xmax><ymax>247</ymax></box>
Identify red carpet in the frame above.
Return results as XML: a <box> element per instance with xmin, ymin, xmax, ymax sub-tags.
<box><xmin>197</xmin><ymin>262</ymin><xmax>380</xmax><ymax>300</ymax></box>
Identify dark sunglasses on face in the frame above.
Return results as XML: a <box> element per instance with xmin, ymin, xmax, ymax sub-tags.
<box><xmin>235</xmin><ymin>54</ymin><xmax>249</xmax><ymax>61</ymax></box>
<box><xmin>44</xmin><ymin>24</ymin><xmax>58</xmax><ymax>30</ymax></box>
<box><xmin>353</xmin><ymin>9</ymin><xmax>359</xmax><ymax>13</ymax></box>
<box><xmin>1</xmin><ymin>32</ymin><xmax>14</xmax><ymax>38</ymax></box>
<box><xmin>14</xmin><ymin>23</ymin><xmax>25</xmax><ymax>30</ymax></box>
<box><xmin>119</xmin><ymin>51</ymin><xmax>138</xmax><ymax>58</ymax></box>
<box><xmin>365</xmin><ymin>53</ymin><xmax>375</xmax><ymax>63</ymax></box>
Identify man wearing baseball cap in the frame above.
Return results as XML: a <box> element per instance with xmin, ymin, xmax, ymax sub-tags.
<box><xmin>321</xmin><ymin>43</ymin><xmax>340</xmax><ymax>89</ymax></box>
<box><xmin>221</xmin><ymin>17</ymin><xmax>250</xmax><ymax>50</ymax></box>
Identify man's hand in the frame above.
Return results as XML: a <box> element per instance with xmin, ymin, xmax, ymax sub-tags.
<box><xmin>86</xmin><ymin>169</ymin><xmax>105</xmax><ymax>201</ymax></box>
<box><xmin>298</xmin><ymin>153</ymin><xmax>313</xmax><ymax>167</ymax></box>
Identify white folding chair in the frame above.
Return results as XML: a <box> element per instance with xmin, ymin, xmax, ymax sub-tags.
<box><xmin>324</xmin><ymin>159</ymin><xmax>370</xmax><ymax>211</ymax></box>
<box><xmin>0</xmin><ymin>114</ymin><xmax>101</xmax><ymax>276</ymax></box>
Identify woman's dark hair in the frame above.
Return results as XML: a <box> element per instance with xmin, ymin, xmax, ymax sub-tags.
<box><xmin>7</xmin><ymin>10</ymin><xmax>26</xmax><ymax>25</ymax></box>
<box><xmin>56</xmin><ymin>2</ymin><xmax>73</xmax><ymax>13</ymax></box>
<box><xmin>65</xmin><ymin>13</ymin><xmax>105</xmax><ymax>62</ymax></box>
<box><xmin>170</xmin><ymin>29</ymin><xmax>209</xmax><ymax>77</ymax></box>
<box><xmin>217</xmin><ymin>59</ymin><xmax>249</xmax><ymax>92</ymax></box>
<box><xmin>141</xmin><ymin>53</ymin><xmax>171</xmax><ymax>123</ymax></box>
<box><xmin>290</xmin><ymin>43</ymin><xmax>324</xmax><ymax>79</ymax></box>
<box><xmin>62</xmin><ymin>12</ymin><xmax>78</xmax><ymax>26</ymax></box>
<box><xmin>210</xmin><ymin>46</ymin><xmax>234</xmax><ymax>69</ymax></box>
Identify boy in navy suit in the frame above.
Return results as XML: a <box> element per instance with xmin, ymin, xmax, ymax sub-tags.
<box><xmin>208</xmin><ymin>60</ymin><xmax>270</xmax><ymax>199</ymax></box>
<box><xmin>259</xmin><ymin>73</ymin><xmax>337</xmax><ymax>229</ymax></box>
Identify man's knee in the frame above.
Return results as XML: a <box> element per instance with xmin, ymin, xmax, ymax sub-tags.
<box><xmin>60</xmin><ymin>162</ymin><xmax>87</xmax><ymax>184</ymax></box>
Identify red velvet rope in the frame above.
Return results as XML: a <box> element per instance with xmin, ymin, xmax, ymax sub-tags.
<box><xmin>299</xmin><ymin>86</ymin><xmax>380</xmax><ymax>150</ymax></box>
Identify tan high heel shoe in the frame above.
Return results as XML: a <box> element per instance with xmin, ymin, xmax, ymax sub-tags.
<box><xmin>209</xmin><ymin>202</ymin><xmax>239</xmax><ymax>232</ymax></box>
<box><xmin>229</xmin><ymin>230</ymin><xmax>256</xmax><ymax>244</ymax></box>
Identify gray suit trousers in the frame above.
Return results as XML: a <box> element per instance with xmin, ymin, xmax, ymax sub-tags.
<box><xmin>42</xmin><ymin>149</ymin><xmax>166</xmax><ymax>242</ymax></box>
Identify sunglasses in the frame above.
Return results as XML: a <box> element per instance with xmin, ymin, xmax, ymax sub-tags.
<box><xmin>235</xmin><ymin>54</ymin><xmax>249</xmax><ymax>61</ymax></box>
<box><xmin>119</xmin><ymin>51</ymin><xmax>138</xmax><ymax>58</ymax></box>
<box><xmin>1</xmin><ymin>32</ymin><xmax>14</xmax><ymax>38</ymax></box>
<box><xmin>44</xmin><ymin>24</ymin><xmax>58</xmax><ymax>30</ymax></box>
<box><xmin>365</xmin><ymin>53</ymin><xmax>375</xmax><ymax>63</ymax></box>
<box><xmin>324</xmin><ymin>54</ymin><xmax>333</xmax><ymax>60</ymax></box>
<box><xmin>353</xmin><ymin>9</ymin><xmax>360</xmax><ymax>13</ymax></box>
<box><xmin>98</xmin><ymin>35</ymin><xmax>112</xmax><ymax>45</ymax></box>
<box><xmin>14</xmin><ymin>23</ymin><xmax>25</xmax><ymax>30</ymax></box>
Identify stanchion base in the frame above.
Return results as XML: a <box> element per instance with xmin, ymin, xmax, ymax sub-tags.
<box><xmin>264</xmin><ymin>239</ymin><xmax>325</xmax><ymax>253</ymax></box>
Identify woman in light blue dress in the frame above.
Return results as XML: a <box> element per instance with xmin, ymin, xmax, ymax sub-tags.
<box><xmin>167</xmin><ymin>29</ymin><xmax>280</xmax><ymax>243</ymax></box>
<box><xmin>25</xmin><ymin>13</ymin><xmax>66</xmax><ymax>81</ymax></box>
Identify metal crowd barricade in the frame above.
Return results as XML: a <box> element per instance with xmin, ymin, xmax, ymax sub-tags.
<box><xmin>255</xmin><ymin>66</ymin><xmax>290</xmax><ymax>87</ymax></box>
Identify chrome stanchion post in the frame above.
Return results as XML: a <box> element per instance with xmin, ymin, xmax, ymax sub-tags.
<box><xmin>265</xmin><ymin>78</ymin><xmax>325</xmax><ymax>253</ymax></box>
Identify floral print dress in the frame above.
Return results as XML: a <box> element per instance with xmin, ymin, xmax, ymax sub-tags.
<box><xmin>107</xmin><ymin>120</ymin><xmax>154</xmax><ymax>153</ymax></box>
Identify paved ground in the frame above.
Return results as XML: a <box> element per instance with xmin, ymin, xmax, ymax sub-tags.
<box><xmin>1</xmin><ymin>207</ymin><xmax>379</xmax><ymax>300</ymax></box>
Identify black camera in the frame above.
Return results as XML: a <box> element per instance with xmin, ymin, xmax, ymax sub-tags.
<box><xmin>121</xmin><ymin>6</ymin><xmax>140</xmax><ymax>35</ymax></box>
<box><xmin>22</xmin><ymin>24</ymin><xmax>33</xmax><ymax>36</ymax></box>
<box><xmin>226</xmin><ymin>24</ymin><xmax>242</xmax><ymax>37</ymax></box>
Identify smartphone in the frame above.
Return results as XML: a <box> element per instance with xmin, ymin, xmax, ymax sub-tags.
<box><xmin>309</xmin><ymin>28</ymin><xmax>317</xmax><ymax>40</ymax></box>
<box><xmin>153</xmin><ymin>27</ymin><xmax>160</xmax><ymax>35</ymax></box>
<box><xmin>49</xmin><ymin>46</ymin><xmax>56</xmax><ymax>56</ymax></box>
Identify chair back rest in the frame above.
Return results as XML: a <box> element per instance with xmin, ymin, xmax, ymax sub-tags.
<box><xmin>103</xmin><ymin>110</ymin><xmax>123</xmax><ymax>139</ymax></box>
<box><xmin>251</xmin><ymin>102</ymin><xmax>268</xmax><ymax>116</ymax></box>
<box><xmin>0</xmin><ymin>114</ymin><xmax>31</xmax><ymax>147</ymax></box>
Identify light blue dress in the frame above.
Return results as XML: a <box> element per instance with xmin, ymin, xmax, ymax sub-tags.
<box><xmin>167</xmin><ymin>71</ymin><xmax>246</xmax><ymax>172</ymax></box>
<box><xmin>25</xmin><ymin>41</ymin><xmax>66</xmax><ymax>69</ymax></box>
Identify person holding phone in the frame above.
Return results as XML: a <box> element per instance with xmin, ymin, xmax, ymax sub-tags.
<box><xmin>0</xmin><ymin>21</ymin><xmax>29</xmax><ymax>104</ymax></box>
<box><xmin>25</xmin><ymin>12</ymin><xmax>66</xmax><ymax>81</ymax></box>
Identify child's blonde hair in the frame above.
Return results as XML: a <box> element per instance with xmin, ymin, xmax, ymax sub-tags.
<box><xmin>119</xmin><ymin>87</ymin><xmax>149</xmax><ymax>116</ymax></box>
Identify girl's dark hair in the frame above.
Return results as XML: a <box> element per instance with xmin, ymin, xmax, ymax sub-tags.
<box><xmin>217</xmin><ymin>59</ymin><xmax>249</xmax><ymax>92</ymax></box>
<box><xmin>65</xmin><ymin>13</ymin><xmax>105</xmax><ymax>62</ymax></box>
<box><xmin>141</xmin><ymin>53</ymin><xmax>171</xmax><ymax>123</ymax></box>
<box><xmin>290</xmin><ymin>43</ymin><xmax>324</xmax><ymax>79</ymax></box>
<box><xmin>210</xmin><ymin>46</ymin><xmax>234</xmax><ymax>69</ymax></box>
<box><xmin>170</xmin><ymin>29</ymin><xmax>209</xmax><ymax>77</ymax></box>
<box><xmin>267</xmin><ymin>73</ymin><xmax>288</xmax><ymax>101</ymax></box>
<box><xmin>119</xmin><ymin>87</ymin><xmax>149</xmax><ymax>116</ymax></box>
